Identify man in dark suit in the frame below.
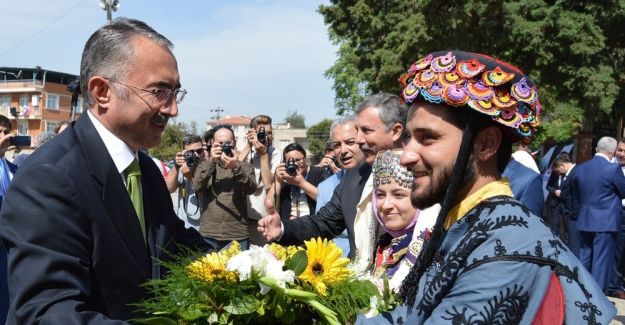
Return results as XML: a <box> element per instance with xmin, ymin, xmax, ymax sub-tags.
<box><xmin>0</xmin><ymin>115</ymin><xmax>19</xmax><ymax>324</ymax></box>
<box><xmin>573</xmin><ymin>136</ymin><xmax>625</xmax><ymax>291</ymax></box>
<box><xmin>259</xmin><ymin>93</ymin><xmax>407</xmax><ymax>271</ymax></box>
<box><xmin>608</xmin><ymin>138</ymin><xmax>625</xmax><ymax>298</ymax></box>
<box><xmin>0</xmin><ymin>18</ymin><xmax>206</xmax><ymax>324</ymax></box>
<box><xmin>551</xmin><ymin>153</ymin><xmax>579</xmax><ymax>256</ymax></box>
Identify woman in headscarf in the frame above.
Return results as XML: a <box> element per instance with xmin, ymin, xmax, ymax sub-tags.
<box><xmin>370</xmin><ymin>149</ymin><xmax>436</xmax><ymax>292</ymax></box>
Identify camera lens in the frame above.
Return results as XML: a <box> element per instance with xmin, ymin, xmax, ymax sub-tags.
<box><xmin>184</xmin><ymin>151</ymin><xmax>199</xmax><ymax>167</ymax></box>
<box><xmin>221</xmin><ymin>143</ymin><xmax>234</xmax><ymax>157</ymax></box>
<box><xmin>286</xmin><ymin>158</ymin><xmax>298</xmax><ymax>176</ymax></box>
<box><xmin>257</xmin><ymin>126</ymin><xmax>266</xmax><ymax>144</ymax></box>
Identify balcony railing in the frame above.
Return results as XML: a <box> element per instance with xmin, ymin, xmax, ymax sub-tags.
<box><xmin>0</xmin><ymin>79</ymin><xmax>43</xmax><ymax>89</ymax></box>
<box><xmin>0</xmin><ymin>106</ymin><xmax>42</xmax><ymax>119</ymax></box>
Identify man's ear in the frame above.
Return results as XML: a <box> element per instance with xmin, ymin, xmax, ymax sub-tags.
<box><xmin>473</xmin><ymin>126</ymin><xmax>502</xmax><ymax>162</ymax></box>
<box><xmin>88</xmin><ymin>76</ymin><xmax>112</xmax><ymax>109</ymax></box>
<box><xmin>390</xmin><ymin>123</ymin><xmax>404</xmax><ymax>143</ymax></box>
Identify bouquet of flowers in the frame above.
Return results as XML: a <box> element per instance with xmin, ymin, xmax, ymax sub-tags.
<box><xmin>136</xmin><ymin>238</ymin><xmax>394</xmax><ymax>324</ymax></box>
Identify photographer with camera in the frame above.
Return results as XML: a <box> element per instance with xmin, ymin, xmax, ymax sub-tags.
<box><xmin>165</xmin><ymin>134</ymin><xmax>208</xmax><ymax>230</ymax></box>
<box><xmin>192</xmin><ymin>125</ymin><xmax>256</xmax><ymax>251</ymax></box>
<box><xmin>266</xmin><ymin>143</ymin><xmax>326</xmax><ymax>220</ymax></box>
<box><xmin>237</xmin><ymin>115</ymin><xmax>281</xmax><ymax>246</ymax></box>
<box><xmin>316</xmin><ymin>142</ymin><xmax>341</xmax><ymax>180</ymax></box>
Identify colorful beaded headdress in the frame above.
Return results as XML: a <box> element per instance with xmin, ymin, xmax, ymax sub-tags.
<box><xmin>399</xmin><ymin>50</ymin><xmax>542</xmax><ymax>143</ymax></box>
<box><xmin>372</xmin><ymin>150</ymin><xmax>414</xmax><ymax>189</ymax></box>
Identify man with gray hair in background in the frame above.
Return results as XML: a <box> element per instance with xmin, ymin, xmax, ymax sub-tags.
<box><xmin>572</xmin><ymin>136</ymin><xmax>625</xmax><ymax>291</ymax></box>
<box><xmin>315</xmin><ymin>115</ymin><xmax>364</xmax><ymax>255</ymax></box>
<box><xmin>259</xmin><ymin>93</ymin><xmax>407</xmax><ymax>271</ymax></box>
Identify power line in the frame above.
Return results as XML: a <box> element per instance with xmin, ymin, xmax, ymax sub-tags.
<box><xmin>0</xmin><ymin>0</ymin><xmax>84</xmax><ymax>58</ymax></box>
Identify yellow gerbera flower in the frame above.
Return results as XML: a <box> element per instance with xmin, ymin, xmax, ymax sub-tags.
<box><xmin>187</xmin><ymin>252</ymin><xmax>238</xmax><ymax>283</ymax></box>
<box><xmin>299</xmin><ymin>238</ymin><xmax>350</xmax><ymax>296</ymax></box>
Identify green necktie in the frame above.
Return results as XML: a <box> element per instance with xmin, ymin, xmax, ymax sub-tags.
<box><xmin>125</xmin><ymin>159</ymin><xmax>146</xmax><ymax>242</ymax></box>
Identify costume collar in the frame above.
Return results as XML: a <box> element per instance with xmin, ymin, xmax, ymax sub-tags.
<box><xmin>595</xmin><ymin>152</ymin><xmax>611</xmax><ymax>162</ymax></box>
<box><xmin>443</xmin><ymin>179</ymin><xmax>513</xmax><ymax>230</ymax></box>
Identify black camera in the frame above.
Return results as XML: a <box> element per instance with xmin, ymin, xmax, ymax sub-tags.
<box><xmin>256</xmin><ymin>126</ymin><xmax>266</xmax><ymax>144</ymax></box>
<box><xmin>286</xmin><ymin>158</ymin><xmax>298</xmax><ymax>176</ymax></box>
<box><xmin>326</xmin><ymin>155</ymin><xmax>338</xmax><ymax>172</ymax></box>
<box><xmin>221</xmin><ymin>143</ymin><xmax>234</xmax><ymax>157</ymax></box>
<box><xmin>183</xmin><ymin>150</ymin><xmax>199</xmax><ymax>168</ymax></box>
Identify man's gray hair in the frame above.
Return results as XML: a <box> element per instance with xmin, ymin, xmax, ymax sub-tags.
<box><xmin>329</xmin><ymin>115</ymin><xmax>357</xmax><ymax>140</ymax></box>
<box><xmin>80</xmin><ymin>18</ymin><xmax>173</xmax><ymax>108</ymax></box>
<box><xmin>596</xmin><ymin>136</ymin><xmax>617</xmax><ymax>154</ymax></box>
<box><xmin>35</xmin><ymin>131</ymin><xmax>56</xmax><ymax>148</ymax></box>
<box><xmin>355</xmin><ymin>93</ymin><xmax>407</xmax><ymax>138</ymax></box>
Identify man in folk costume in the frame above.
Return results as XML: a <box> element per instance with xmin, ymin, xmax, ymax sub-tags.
<box><xmin>359</xmin><ymin>51</ymin><xmax>614</xmax><ymax>324</ymax></box>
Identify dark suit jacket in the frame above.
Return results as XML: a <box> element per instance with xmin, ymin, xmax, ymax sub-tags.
<box><xmin>278</xmin><ymin>166</ymin><xmax>326</xmax><ymax>219</ymax></box>
<box><xmin>573</xmin><ymin>156</ymin><xmax>625</xmax><ymax>232</ymax></box>
<box><xmin>0</xmin><ymin>114</ymin><xmax>206</xmax><ymax>324</ymax></box>
<box><xmin>559</xmin><ymin>165</ymin><xmax>579</xmax><ymax>220</ymax></box>
<box><xmin>280</xmin><ymin>163</ymin><xmax>372</xmax><ymax>258</ymax></box>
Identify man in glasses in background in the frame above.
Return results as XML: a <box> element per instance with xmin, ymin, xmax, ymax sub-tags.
<box><xmin>0</xmin><ymin>18</ymin><xmax>207</xmax><ymax>323</ymax></box>
<box><xmin>166</xmin><ymin>134</ymin><xmax>209</xmax><ymax>231</ymax></box>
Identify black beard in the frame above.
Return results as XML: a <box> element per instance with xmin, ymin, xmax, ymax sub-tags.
<box><xmin>411</xmin><ymin>154</ymin><xmax>475</xmax><ymax>209</ymax></box>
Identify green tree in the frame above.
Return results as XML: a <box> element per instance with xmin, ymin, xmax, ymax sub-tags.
<box><xmin>150</xmin><ymin>121</ymin><xmax>198</xmax><ymax>161</ymax></box>
<box><xmin>307</xmin><ymin>119</ymin><xmax>333</xmax><ymax>162</ymax></box>
<box><xmin>285</xmin><ymin>110</ymin><xmax>306</xmax><ymax>128</ymax></box>
<box><xmin>319</xmin><ymin>1</ymin><xmax>625</xmax><ymax>142</ymax></box>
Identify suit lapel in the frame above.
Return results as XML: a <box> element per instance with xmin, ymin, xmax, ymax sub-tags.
<box><xmin>73</xmin><ymin>114</ymin><xmax>150</xmax><ymax>276</ymax></box>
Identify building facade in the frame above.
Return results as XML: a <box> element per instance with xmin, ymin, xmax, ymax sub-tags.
<box><xmin>0</xmin><ymin>67</ymin><xmax>83</xmax><ymax>142</ymax></box>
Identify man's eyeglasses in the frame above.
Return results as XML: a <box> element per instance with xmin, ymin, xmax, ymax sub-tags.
<box><xmin>0</xmin><ymin>129</ymin><xmax>10</xmax><ymax>135</ymax></box>
<box><xmin>107</xmin><ymin>79</ymin><xmax>187</xmax><ymax>105</ymax></box>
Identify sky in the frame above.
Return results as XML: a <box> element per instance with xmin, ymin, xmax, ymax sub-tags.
<box><xmin>0</xmin><ymin>0</ymin><xmax>338</xmax><ymax>128</ymax></box>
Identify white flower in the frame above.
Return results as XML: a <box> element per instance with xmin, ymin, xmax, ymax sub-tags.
<box><xmin>226</xmin><ymin>245</ymin><xmax>295</xmax><ymax>294</ymax></box>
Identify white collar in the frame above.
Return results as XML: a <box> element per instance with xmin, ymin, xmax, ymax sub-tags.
<box><xmin>595</xmin><ymin>152</ymin><xmax>612</xmax><ymax>162</ymax></box>
<box><xmin>87</xmin><ymin>110</ymin><xmax>137</xmax><ymax>174</ymax></box>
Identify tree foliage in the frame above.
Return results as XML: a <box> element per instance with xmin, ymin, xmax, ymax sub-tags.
<box><xmin>306</xmin><ymin>119</ymin><xmax>333</xmax><ymax>162</ymax></box>
<box><xmin>318</xmin><ymin>1</ymin><xmax>625</xmax><ymax>142</ymax></box>
<box><xmin>151</xmin><ymin>121</ymin><xmax>198</xmax><ymax>161</ymax></box>
<box><xmin>285</xmin><ymin>110</ymin><xmax>306</xmax><ymax>128</ymax></box>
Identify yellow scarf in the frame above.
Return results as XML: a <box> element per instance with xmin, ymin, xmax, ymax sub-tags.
<box><xmin>443</xmin><ymin>179</ymin><xmax>513</xmax><ymax>230</ymax></box>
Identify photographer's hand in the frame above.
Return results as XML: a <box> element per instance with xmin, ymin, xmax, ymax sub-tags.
<box><xmin>210</xmin><ymin>143</ymin><xmax>222</xmax><ymax>162</ymax></box>
<box><xmin>0</xmin><ymin>132</ymin><xmax>13</xmax><ymax>149</ymax></box>
<box><xmin>274</xmin><ymin>164</ymin><xmax>287</xmax><ymax>183</ymax></box>
<box><xmin>177</xmin><ymin>151</ymin><xmax>195</xmax><ymax>179</ymax></box>
<box><xmin>222</xmin><ymin>151</ymin><xmax>240</xmax><ymax>170</ymax></box>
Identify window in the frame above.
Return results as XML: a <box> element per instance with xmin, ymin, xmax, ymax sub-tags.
<box><xmin>46</xmin><ymin>93</ymin><xmax>59</xmax><ymax>110</ymax></box>
<box><xmin>75</xmin><ymin>97</ymin><xmax>84</xmax><ymax>114</ymax></box>
<box><xmin>17</xmin><ymin>120</ymin><xmax>27</xmax><ymax>135</ymax></box>
<box><xmin>0</xmin><ymin>95</ymin><xmax>10</xmax><ymax>108</ymax></box>
<box><xmin>19</xmin><ymin>95</ymin><xmax>29</xmax><ymax>108</ymax></box>
<box><xmin>45</xmin><ymin>121</ymin><xmax>57</xmax><ymax>132</ymax></box>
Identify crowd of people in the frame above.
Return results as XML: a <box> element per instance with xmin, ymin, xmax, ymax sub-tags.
<box><xmin>0</xmin><ymin>17</ymin><xmax>622</xmax><ymax>324</ymax></box>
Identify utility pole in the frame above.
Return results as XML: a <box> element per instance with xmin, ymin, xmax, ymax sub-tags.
<box><xmin>100</xmin><ymin>0</ymin><xmax>120</xmax><ymax>23</ymax></box>
<box><xmin>210</xmin><ymin>107</ymin><xmax>224</xmax><ymax>120</ymax></box>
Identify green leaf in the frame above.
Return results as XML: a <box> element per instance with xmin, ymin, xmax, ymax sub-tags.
<box><xmin>285</xmin><ymin>250</ymin><xmax>308</xmax><ymax>276</ymax></box>
<box><xmin>134</xmin><ymin>316</ymin><xmax>178</xmax><ymax>325</ymax></box>
<box><xmin>178</xmin><ymin>303</ymin><xmax>205</xmax><ymax>320</ymax></box>
<box><xmin>223</xmin><ymin>295</ymin><xmax>261</xmax><ymax>315</ymax></box>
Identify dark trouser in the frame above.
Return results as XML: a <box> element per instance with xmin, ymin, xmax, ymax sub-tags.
<box><xmin>580</xmin><ymin>231</ymin><xmax>617</xmax><ymax>291</ymax></box>
<box><xmin>565</xmin><ymin>217</ymin><xmax>581</xmax><ymax>258</ymax></box>
<box><xmin>203</xmin><ymin>237</ymin><xmax>249</xmax><ymax>252</ymax></box>
<box><xmin>608</xmin><ymin>216</ymin><xmax>625</xmax><ymax>294</ymax></box>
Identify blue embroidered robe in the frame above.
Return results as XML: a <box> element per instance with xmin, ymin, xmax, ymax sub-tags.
<box><xmin>358</xmin><ymin>196</ymin><xmax>616</xmax><ymax>324</ymax></box>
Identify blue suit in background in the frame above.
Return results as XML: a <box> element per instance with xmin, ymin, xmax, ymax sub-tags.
<box><xmin>503</xmin><ymin>158</ymin><xmax>544</xmax><ymax>218</ymax></box>
<box><xmin>573</xmin><ymin>154</ymin><xmax>625</xmax><ymax>291</ymax></box>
